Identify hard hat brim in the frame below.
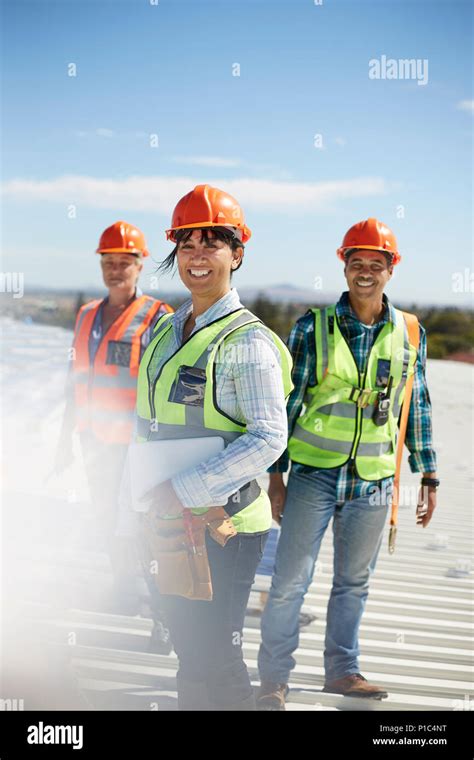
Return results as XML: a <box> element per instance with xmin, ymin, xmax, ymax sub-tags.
<box><xmin>337</xmin><ymin>245</ymin><xmax>400</xmax><ymax>265</ymax></box>
<box><xmin>97</xmin><ymin>247</ymin><xmax>149</xmax><ymax>257</ymax></box>
<box><xmin>166</xmin><ymin>222</ymin><xmax>251</xmax><ymax>244</ymax></box>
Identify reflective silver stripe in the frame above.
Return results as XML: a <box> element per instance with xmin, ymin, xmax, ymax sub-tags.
<box><xmin>137</xmin><ymin>415</ymin><xmax>151</xmax><ymax>438</ymax></box>
<box><xmin>76</xmin><ymin>407</ymin><xmax>134</xmax><ymax>423</ymax></box>
<box><xmin>317</xmin><ymin>402</ymin><xmax>357</xmax><ymax>419</ymax></box>
<box><xmin>74</xmin><ymin>301</ymin><xmax>99</xmax><ymax>337</ymax></box>
<box><xmin>183</xmin><ymin>310</ymin><xmax>258</xmax><ymax>427</ymax></box>
<box><xmin>152</xmin><ymin>314</ymin><xmax>173</xmax><ymax>339</ymax></box>
<box><xmin>74</xmin><ymin>369</ymin><xmax>138</xmax><ymax>390</ymax></box>
<box><xmin>320</xmin><ymin>307</ymin><xmax>329</xmax><ymax>376</ymax></box>
<box><xmin>193</xmin><ymin>309</ymin><xmax>259</xmax><ymax>370</ymax></box>
<box><xmin>400</xmin><ymin>320</ymin><xmax>411</xmax><ymax>377</ymax></box>
<box><xmin>185</xmin><ymin>403</ymin><xmax>204</xmax><ymax>427</ymax></box>
<box><xmin>121</xmin><ymin>299</ymin><xmax>157</xmax><ymax>341</ymax></box>
<box><xmin>292</xmin><ymin>425</ymin><xmax>353</xmax><ymax>454</ymax></box>
<box><xmin>95</xmin><ymin>369</ymin><xmax>138</xmax><ymax>389</ymax></box>
<box><xmin>137</xmin><ymin>415</ymin><xmax>240</xmax><ymax>444</ymax></box>
<box><xmin>392</xmin><ymin>378</ymin><xmax>407</xmax><ymax>418</ymax></box>
<box><xmin>362</xmin><ymin>404</ymin><xmax>375</xmax><ymax>419</ymax></box>
<box><xmin>357</xmin><ymin>440</ymin><xmax>393</xmax><ymax>456</ymax></box>
<box><xmin>392</xmin><ymin>320</ymin><xmax>411</xmax><ymax>417</ymax></box>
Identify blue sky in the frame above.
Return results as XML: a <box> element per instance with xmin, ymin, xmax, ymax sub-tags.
<box><xmin>2</xmin><ymin>0</ymin><xmax>472</xmax><ymax>304</ymax></box>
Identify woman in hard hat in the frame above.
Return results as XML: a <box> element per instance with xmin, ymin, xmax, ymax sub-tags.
<box><xmin>55</xmin><ymin>222</ymin><xmax>173</xmax><ymax>616</ymax></box>
<box><xmin>134</xmin><ymin>185</ymin><xmax>293</xmax><ymax>711</ymax></box>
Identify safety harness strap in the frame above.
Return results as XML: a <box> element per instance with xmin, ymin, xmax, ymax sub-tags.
<box><xmin>389</xmin><ymin>312</ymin><xmax>420</xmax><ymax>554</ymax></box>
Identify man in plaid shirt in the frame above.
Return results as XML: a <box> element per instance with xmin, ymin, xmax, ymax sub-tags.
<box><xmin>257</xmin><ymin>219</ymin><xmax>438</xmax><ymax>710</ymax></box>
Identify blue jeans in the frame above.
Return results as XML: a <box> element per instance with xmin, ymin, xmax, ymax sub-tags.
<box><xmin>258</xmin><ymin>467</ymin><xmax>389</xmax><ymax>683</ymax></box>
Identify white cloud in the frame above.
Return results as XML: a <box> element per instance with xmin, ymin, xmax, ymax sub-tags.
<box><xmin>1</xmin><ymin>174</ymin><xmax>392</xmax><ymax>213</ymax></box>
<box><xmin>74</xmin><ymin>128</ymin><xmax>116</xmax><ymax>138</ymax></box>
<box><xmin>96</xmin><ymin>128</ymin><xmax>115</xmax><ymax>138</ymax></box>
<box><xmin>171</xmin><ymin>155</ymin><xmax>242</xmax><ymax>168</ymax></box>
<box><xmin>457</xmin><ymin>99</ymin><xmax>474</xmax><ymax>113</ymax></box>
<box><xmin>334</xmin><ymin>137</ymin><xmax>347</xmax><ymax>147</ymax></box>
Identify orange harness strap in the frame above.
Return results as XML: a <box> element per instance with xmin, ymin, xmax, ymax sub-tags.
<box><xmin>389</xmin><ymin>312</ymin><xmax>420</xmax><ymax>554</ymax></box>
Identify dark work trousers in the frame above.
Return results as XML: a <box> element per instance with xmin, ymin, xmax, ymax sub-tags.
<box><xmin>161</xmin><ymin>529</ymin><xmax>268</xmax><ymax>711</ymax></box>
<box><xmin>80</xmin><ymin>432</ymin><xmax>137</xmax><ymax>594</ymax></box>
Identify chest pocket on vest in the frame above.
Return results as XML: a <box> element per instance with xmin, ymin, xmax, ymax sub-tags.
<box><xmin>168</xmin><ymin>365</ymin><xmax>206</xmax><ymax>407</ymax></box>
<box><xmin>106</xmin><ymin>340</ymin><xmax>132</xmax><ymax>367</ymax></box>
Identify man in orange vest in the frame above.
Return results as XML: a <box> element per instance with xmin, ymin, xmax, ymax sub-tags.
<box><xmin>55</xmin><ymin>221</ymin><xmax>173</xmax><ymax>616</ymax></box>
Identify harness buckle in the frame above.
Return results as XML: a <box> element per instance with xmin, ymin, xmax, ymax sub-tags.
<box><xmin>357</xmin><ymin>389</ymin><xmax>373</xmax><ymax>408</ymax></box>
<box><xmin>388</xmin><ymin>526</ymin><xmax>397</xmax><ymax>554</ymax></box>
<box><xmin>348</xmin><ymin>387</ymin><xmax>359</xmax><ymax>403</ymax></box>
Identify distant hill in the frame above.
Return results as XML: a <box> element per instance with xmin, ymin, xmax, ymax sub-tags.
<box><xmin>238</xmin><ymin>284</ymin><xmax>338</xmax><ymax>304</ymax></box>
<box><xmin>16</xmin><ymin>283</ymin><xmax>338</xmax><ymax>305</ymax></box>
<box><xmin>12</xmin><ymin>283</ymin><xmax>473</xmax><ymax>309</ymax></box>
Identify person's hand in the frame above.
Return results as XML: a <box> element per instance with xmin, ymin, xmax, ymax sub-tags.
<box><xmin>268</xmin><ymin>473</ymin><xmax>287</xmax><ymax>525</ymax></box>
<box><xmin>416</xmin><ymin>484</ymin><xmax>437</xmax><ymax>528</ymax></box>
<box><xmin>139</xmin><ymin>479</ymin><xmax>184</xmax><ymax>519</ymax></box>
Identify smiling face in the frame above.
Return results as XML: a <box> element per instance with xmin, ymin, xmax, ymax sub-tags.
<box><xmin>176</xmin><ymin>229</ymin><xmax>243</xmax><ymax>298</ymax></box>
<box><xmin>344</xmin><ymin>249</ymin><xmax>393</xmax><ymax>301</ymax></box>
<box><xmin>100</xmin><ymin>253</ymin><xmax>142</xmax><ymax>292</ymax></box>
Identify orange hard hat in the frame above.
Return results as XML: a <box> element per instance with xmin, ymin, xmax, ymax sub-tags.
<box><xmin>337</xmin><ymin>218</ymin><xmax>401</xmax><ymax>265</ymax></box>
<box><xmin>96</xmin><ymin>221</ymin><xmax>149</xmax><ymax>257</ymax></box>
<box><xmin>166</xmin><ymin>184</ymin><xmax>251</xmax><ymax>243</ymax></box>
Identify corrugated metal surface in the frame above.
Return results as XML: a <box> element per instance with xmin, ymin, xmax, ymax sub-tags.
<box><xmin>7</xmin><ymin>358</ymin><xmax>474</xmax><ymax>711</ymax></box>
<box><xmin>21</xmin><ymin>474</ymin><xmax>472</xmax><ymax>711</ymax></box>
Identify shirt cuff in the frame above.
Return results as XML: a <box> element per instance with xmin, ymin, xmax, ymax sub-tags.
<box><xmin>171</xmin><ymin>469</ymin><xmax>227</xmax><ymax>510</ymax></box>
<box><xmin>408</xmin><ymin>449</ymin><xmax>437</xmax><ymax>474</ymax></box>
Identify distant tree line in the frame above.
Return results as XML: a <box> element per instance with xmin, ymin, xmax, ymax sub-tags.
<box><xmin>249</xmin><ymin>293</ymin><xmax>474</xmax><ymax>361</ymax></box>
<box><xmin>2</xmin><ymin>290</ymin><xmax>472</xmax><ymax>362</ymax></box>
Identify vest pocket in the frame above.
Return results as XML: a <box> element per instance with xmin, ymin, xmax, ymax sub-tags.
<box><xmin>168</xmin><ymin>365</ymin><xmax>206</xmax><ymax>407</ymax></box>
<box><xmin>106</xmin><ymin>340</ymin><xmax>132</xmax><ymax>367</ymax></box>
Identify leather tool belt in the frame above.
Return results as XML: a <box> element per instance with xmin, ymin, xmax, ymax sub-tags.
<box><xmin>140</xmin><ymin>507</ymin><xmax>237</xmax><ymax>601</ymax></box>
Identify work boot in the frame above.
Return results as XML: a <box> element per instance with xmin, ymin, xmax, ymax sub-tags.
<box><xmin>257</xmin><ymin>682</ymin><xmax>289</xmax><ymax>711</ymax></box>
<box><xmin>323</xmin><ymin>673</ymin><xmax>388</xmax><ymax>700</ymax></box>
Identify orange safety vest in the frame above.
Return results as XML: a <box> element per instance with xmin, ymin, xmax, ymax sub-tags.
<box><xmin>72</xmin><ymin>295</ymin><xmax>173</xmax><ymax>444</ymax></box>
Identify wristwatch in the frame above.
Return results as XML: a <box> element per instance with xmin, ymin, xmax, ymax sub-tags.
<box><xmin>421</xmin><ymin>477</ymin><xmax>440</xmax><ymax>489</ymax></box>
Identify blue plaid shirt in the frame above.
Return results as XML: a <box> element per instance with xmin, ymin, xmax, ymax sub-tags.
<box><xmin>270</xmin><ymin>291</ymin><xmax>437</xmax><ymax>504</ymax></box>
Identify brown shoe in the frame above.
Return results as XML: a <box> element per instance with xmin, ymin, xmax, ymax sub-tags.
<box><xmin>323</xmin><ymin>673</ymin><xmax>388</xmax><ymax>700</ymax></box>
<box><xmin>257</xmin><ymin>682</ymin><xmax>289</xmax><ymax>711</ymax></box>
